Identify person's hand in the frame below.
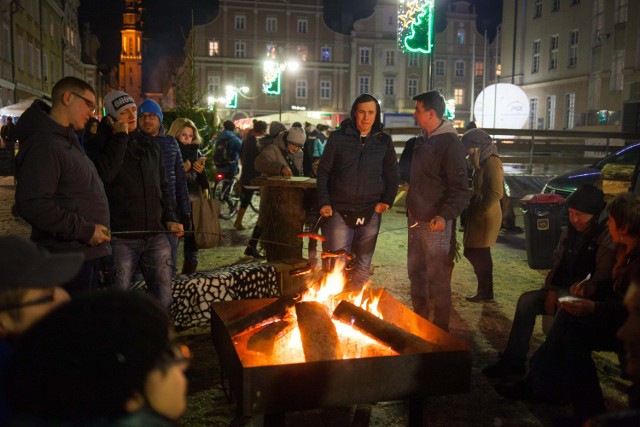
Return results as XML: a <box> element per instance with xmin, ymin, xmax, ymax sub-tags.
<box><xmin>106</xmin><ymin>116</ymin><xmax>128</xmax><ymax>134</ymax></box>
<box><xmin>281</xmin><ymin>166</ymin><xmax>293</xmax><ymax>177</ymax></box>
<box><xmin>544</xmin><ymin>290</ymin><xmax>557</xmax><ymax>315</ymax></box>
<box><xmin>320</xmin><ymin>205</ymin><xmax>333</xmax><ymax>217</ymax></box>
<box><xmin>428</xmin><ymin>216</ymin><xmax>445</xmax><ymax>231</ymax></box>
<box><xmin>192</xmin><ymin>159</ymin><xmax>205</xmax><ymax>174</ymax></box>
<box><xmin>375</xmin><ymin>203</ymin><xmax>390</xmax><ymax>214</ymax></box>
<box><xmin>560</xmin><ymin>298</ymin><xmax>595</xmax><ymax>316</ymax></box>
<box><xmin>570</xmin><ymin>281</ymin><xmax>596</xmax><ymax>298</ymax></box>
<box><xmin>89</xmin><ymin>224</ymin><xmax>111</xmax><ymax>246</ymax></box>
<box><xmin>167</xmin><ymin>222</ymin><xmax>184</xmax><ymax>238</ymax></box>
<box><xmin>183</xmin><ymin>160</ymin><xmax>191</xmax><ymax>172</ymax></box>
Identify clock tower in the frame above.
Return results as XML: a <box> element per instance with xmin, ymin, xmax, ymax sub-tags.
<box><xmin>119</xmin><ymin>0</ymin><xmax>143</xmax><ymax>104</ymax></box>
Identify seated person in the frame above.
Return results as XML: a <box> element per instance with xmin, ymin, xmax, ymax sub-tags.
<box><xmin>484</xmin><ymin>184</ymin><xmax>615</xmax><ymax>378</ymax></box>
<box><xmin>0</xmin><ymin>236</ymin><xmax>76</xmax><ymax>423</ymax></box>
<box><xmin>495</xmin><ymin>193</ymin><xmax>640</xmax><ymax>425</ymax></box>
<box><xmin>6</xmin><ymin>290</ymin><xmax>189</xmax><ymax>425</ymax></box>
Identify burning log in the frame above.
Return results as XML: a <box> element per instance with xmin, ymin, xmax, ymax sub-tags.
<box><xmin>226</xmin><ymin>295</ymin><xmax>297</xmax><ymax>337</ymax></box>
<box><xmin>333</xmin><ymin>300</ymin><xmax>435</xmax><ymax>354</ymax></box>
<box><xmin>247</xmin><ymin>320</ymin><xmax>294</xmax><ymax>355</ymax></box>
<box><xmin>295</xmin><ymin>301</ymin><xmax>343</xmax><ymax>361</ymax></box>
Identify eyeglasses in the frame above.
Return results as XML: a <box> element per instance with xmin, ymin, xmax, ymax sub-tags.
<box><xmin>0</xmin><ymin>293</ymin><xmax>55</xmax><ymax>312</ymax></box>
<box><xmin>70</xmin><ymin>91</ymin><xmax>98</xmax><ymax>115</ymax></box>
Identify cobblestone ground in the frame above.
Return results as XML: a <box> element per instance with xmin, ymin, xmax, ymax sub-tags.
<box><xmin>0</xmin><ymin>175</ymin><xmax>628</xmax><ymax>426</ymax></box>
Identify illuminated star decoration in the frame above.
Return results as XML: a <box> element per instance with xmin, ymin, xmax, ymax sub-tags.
<box><xmin>398</xmin><ymin>0</ymin><xmax>435</xmax><ymax>54</ymax></box>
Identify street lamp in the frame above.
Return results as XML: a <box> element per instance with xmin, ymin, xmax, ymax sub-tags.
<box><xmin>263</xmin><ymin>48</ymin><xmax>299</xmax><ymax>121</ymax></box>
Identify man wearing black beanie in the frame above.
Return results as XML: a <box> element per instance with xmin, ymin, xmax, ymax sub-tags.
<box><xmin>483</xmin><ymin>184</ymin><xmax>616</xmax><ymax>379</ymax></box>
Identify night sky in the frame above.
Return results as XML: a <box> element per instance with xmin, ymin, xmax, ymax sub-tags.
<box><xmin>78</xmin><ymin>0</ymin><xmax>502</xmax><ymax>92</ymax></box>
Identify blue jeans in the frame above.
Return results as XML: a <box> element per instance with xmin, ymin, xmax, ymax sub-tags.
<box><xmin>111</xmin><ymin>234</ymin><xmax>173</xmax><ymax>309</ymax></box>
<box><xmin>321</xmin><ymin>211</ymin><xmax>381</xmax><ymax>291</ymax></box>
<box><xmin>166</xmin><ymin>234</ymin><xmax>178</xmax><ymax>277</ymax></box>
<box><xmin>407</xmin><ymin>217</ymin><xmax>452</xmax><ymax>331</ymax></box>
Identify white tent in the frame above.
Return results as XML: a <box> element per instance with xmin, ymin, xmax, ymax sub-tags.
<box><xmin>253</xmin><ymin>112</ymin><xmax>332</xmax><ymax>127</ymax></box>
<box><xmin>0</xmin><ymin>97</ymin><xmax>44</xmax><ymax>117</ymax></box>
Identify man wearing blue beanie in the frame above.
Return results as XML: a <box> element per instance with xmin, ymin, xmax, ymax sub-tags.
<box><xmin>137</xmin><ymin>99</ymin><xmax>190</xmax><ymax>277</ymax></box>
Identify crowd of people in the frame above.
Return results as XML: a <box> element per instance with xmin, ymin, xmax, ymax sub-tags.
<box><xmin>1</xmin><ymin>76</ymin><xmax>640</xmax><ymax>426</ymax></box>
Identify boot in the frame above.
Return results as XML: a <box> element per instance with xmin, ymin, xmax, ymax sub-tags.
<box><xmin>244</xmin><ymin>225</ymin><xmax>264</xmax><ymax>259</ymax></box>
<box><xmin>181</xmin><ymin>260</ymin><xmax>198</xmax><ymax>275</ymax></box>
<box><xmin>234</xmin><ymin>208</ymin><xmax>246</xmax><ymax>230</ymax></box>
<box><xmin>466</xmin><ymin>279</ymin><xmax>494</xmax><ymax>302</ymax></box>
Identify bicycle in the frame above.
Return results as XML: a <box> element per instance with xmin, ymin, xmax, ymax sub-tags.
<box><xmin>212</xmin><ymin>172</ymin><xmax>241</xmax><ymax>220</ymax></box>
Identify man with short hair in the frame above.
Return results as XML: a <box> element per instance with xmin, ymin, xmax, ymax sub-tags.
<box><xmin>0</xmin><ymin>235</ymin><xmax>77</xmax><ymax>423</ymax></box>
<box><xmin>406</xmin><ymin>90</ymin><xmax>471</xmax><ymax>331</ymax></box>
<box><xmin>213</xmin><ymin>120</ymin><xmax>243</xmax><ymax>179</ymax></box>
<box><xmin>14</xmin><ymin>76</ymin><xmax>111</xmax><ymax>295</ymax></box>
<box><xmin>138</xmin><ymin>99</ymin><xmax>190</xmax><ymax>277</ymax></box>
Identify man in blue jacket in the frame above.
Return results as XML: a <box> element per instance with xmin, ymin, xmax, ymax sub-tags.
<box><xmin>317</xmin><ymin>93</ymin><xmax>399</xmax><ymax>291</ymax></box>
<box><xmin>407</xmin><ymin>90</ymin><xmax>470</xmax><ymax>331</ymax></box>
<box><xmin>138</xmin><ymin>99</ymin><xmax>190</xmax><ymax>277</ymax></box>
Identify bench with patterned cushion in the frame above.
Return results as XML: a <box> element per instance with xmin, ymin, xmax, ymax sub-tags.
<box><xmin>131</xmin><ymin>262</ymin><xmax>280</xmax><ymax>329</ymax></box>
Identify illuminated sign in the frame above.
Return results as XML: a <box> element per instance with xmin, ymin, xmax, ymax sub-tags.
<box><xmin>263</xmin><ymin>72</ymin><xmax>281</xmax><ymax>95</ymax></box>
<box><xmin>398</xmin><ymin>0</ymin><xmax>434</xmax><ymax>54</ymax></box>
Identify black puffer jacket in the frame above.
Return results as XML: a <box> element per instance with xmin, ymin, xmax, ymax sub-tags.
<box><xmin>316</xmin><ymin>117</ymin><xmax>399</xmax><ymax>212</ymax></box>
<box><xmin>14</xmin><ymin>100</ymin><xmax>110</xmax><ymax>260</ymax></box>
<box><xmin>87</xmin><ymin>124</ymin><xmax>177</xmax><ymax>237</ymax></box>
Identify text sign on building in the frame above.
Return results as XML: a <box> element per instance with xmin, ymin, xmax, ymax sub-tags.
<box><xmin>398</xmin><ymin>0</ymin><xmax>435</xmax><ymax>54</ymax></box>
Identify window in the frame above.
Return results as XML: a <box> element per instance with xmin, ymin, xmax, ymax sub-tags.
<box><xmin>295</xmin><ymin>79</ymin><xmax>307</xmax><ymax>98</ymax></box>
<box><xmin>456</xmin><ymin>30</ymin><xmax>465</xmax><ymax>44</ymax></box>
<box><xmin>297</xmin><ymin>19</ymin><xmax>308</xmax><ymax>34</ymax></box>
<box><xmin>454</xmin><ymin>88</ymin><xmax>464</xmax><ymax>105</ymax></box>
<box><xmin>546</xmin><ymin>96</ymin><xmax>556</xmax><ymax>129</ymax></box>
<box><xmin>455</xmin><ymin>60</ymin><xmax>465</xmax><ymax>77</ymax></box>
<box><xmin>234</xmin><ymin>41</ymin><xmax>246</xmax><ymax>58</ymax></box>
<box><xmin>593</xmin><ymin>0</ymin><xmax>604</xmax><ymax>46</ymax></box>
<box><xmin>534</xmin><ymin>0</ymin><xmax>542</xmax><ymax>18</ymax></box>
<box><xmin>532</xmin><ymin>39</ymin><xmax>541</xmax><ymax>73</ymax></box>
<box><xmin>234</xmin><ymin>73</ymin><xmax>246</xmax><ymax>88</ymax></box>
<box><xmin>568</xmin><ymin>30</ymin><xmax>579</xmax><ymax>67</ymax></box>
<box><xmin>565</xmin><ymin>93</ymin><xmax>576</xmax><ymax>129</ymax></box>
<box><xmin>385</xmin><ymin>50</ymin><xmax>395</xmax><ymax>66</ymax></box>
<box><xmin>297</xmin><ymin>45</ymin><xmax>308</xmax><ymax>61</ymax></box>
<box><xmin>611</xmin><ymin>50</ymin><xmax>624</xmax><ymax>91</ymax></box>
<box><xmin>207</xmin><ymin>74</ymin><xmax>219</xmax><ymax>94</ymax></box>
<box><xmin>2</xmin><ymin>25</ymin><xmax>9</xmax><ymax>60</ymax></box>
<box><xmin>549</xmin><ymin>35</ymin><xmax>559</xmax><ymax>70</ymax></box>
<box><xmin>551</xmin><ymin>0</ymin><xmax>560</xmax><ymax>12</ymax></box>
<box><xmin>435</xmin><ymin>60</ymin><xmax>445</xmax><ymax>75</ymax></box>
<box><xmin>320</xmin><ymin>80</ymin><xmax>331</xmax><ymax>100</ymax></box>
<box><xmin>408</xmin><ymin>54</ymin><xmax>419</xmax><ymax>67</ymax></box>
<box><xmin>208</xmin><ymin>40</ymin><xmax>219</xmax><ymax>56</ymax></box>
<box><xmin>407</xmin><ymin>78</ymin><xmax>418</xmax><ymax>98</ymax></box>
<box><xmin>614</xmin><ymin>0</ymin><xmax>628</xmax><ymax>24</ymax></box>
<box><xmin>266</xmin><ymin>17</ymin><xmax>277</xmax><ymax>33</ymax></box>
<box><xmin>43</xmin><ymin>53</ymin><xmax>48</xmax><ymax>82</ymax></box>
<box><xmin>17</xmin><ymin>35</ymin><xmax>24</xmax><ymax>71</ymax></box>
<box><xmin>35</xmin><ymin>47</ymin><xmax>41</xmax><ymax>79</ymax></box>
<box><xmin>475</xmin><ymin>62</ymin><xmax>484</xmax><ymax>77</ymax></box>
<box><xmin>320</xmin><ymin>46</ymin><xmax>331</xmax><ymax>63</ymax></box>
<box><xmin>359</xmin><ymin>75</ymin><xmax>370</xmax><ymax>94</ymax></box>
<box><xmin>235</xmin><ymin>15</ymin><xmax>246</xmax><ymax>31</ymax></box>
<box><xmin>384</xmin><ymin>77</ymin><xmax>395</xmax><ymax>96</ymax></box>
<box><xmin>359</xmin><ymin>48</ymin><xmax>371</xmax><ymax>65</ymax></box>
<box><xmin>529</xmin><ymin>98</ymin><xmax>538</xmax><ymax>129</ymax></box>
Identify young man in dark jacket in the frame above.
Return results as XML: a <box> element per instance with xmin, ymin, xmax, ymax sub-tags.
<box><xmin>407</xmin><ymin>90</ymin><xmax>471</xmax><ymax>331</ymax></box>
<box><xmin>138</xmin><ymin>99</ymin><xmax>190</xmax><ymax>277</ymax></box>
<box><xmin>14</xmin><ymin>76</ymin><xmax>111</xmax><ymax>295</ymax></box>
<box><xmin>88</xmin><ymin>91</ymin><xmax>183</xmax><ymax>309</ymax></box>
<box><xmin>317</xmin><ymin>93</ymin><xmax>399</xmax><ymax>291</ymax></box>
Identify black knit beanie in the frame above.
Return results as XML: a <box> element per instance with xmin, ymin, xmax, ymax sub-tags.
<box><xmin>566</xmin><ymin>184</ymin><xmax>606</xmax><ymax>215</ymax></box>
<box><xmin>7</xmin><ymin>290</ymin><xmax>171</xmax><ymax>420</ymax></box>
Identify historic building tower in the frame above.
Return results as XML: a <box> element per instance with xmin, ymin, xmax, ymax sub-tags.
<box><xmin>119</xmin><ymin>0</ymin><xmax>143</xmax><ymax>104</ymax></box>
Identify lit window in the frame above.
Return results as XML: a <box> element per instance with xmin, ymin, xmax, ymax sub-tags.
<box><xmin>454</xmin><ymin>88</ymin><xmax>464</xmax><ymax>105</ymax></box>
<box><xmin>208</xmin><ymin>40</ymin><xmax>219</xmax><ymax>56</ymax></box>
<box><xmin>475</xmin><ymin>62</ymin><xmax>484</xmax><ymax>77</ymax></box>
<box><xmin>297</xmin><ymin>45</ymin><xmax>308</xmax><ymax>62</ymax></box>
<box><xmin>320</xmin><ymin>46</ymin><xmax>331</xmax><ymax>63</ymax></box>
<box><xmin>456</xmin><ymin>30</ymin><xmax>465</xmax><ymax>44</ymax></box>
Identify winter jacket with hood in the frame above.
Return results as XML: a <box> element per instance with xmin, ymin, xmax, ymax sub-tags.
<box><xmin>316</xmin><ymin>97</ymin><xmax>399</xmax><ymax>212</ymax></box>
<box><xmin>213</xmin><ymin>129</ymin><xmax>243</xmax><ymax>175</ymax></box>
<box><xmin>142</xmin><ymin>125</ymin><xmax>190</xmax><ymax>223</ymax></box>
<box><xmin>14</xmin><ymin>100</ymin><xmax>110</xmax><ymax>260</ymax></box>
<box><xmin>406</xmin><ymin>120</ymin><xmax>470</xmax><ymax>222</ymax></box>
<box><xmin>254</xmin><ymin>130</ymin><xmax>304</xmax><ymax>177</ymax></box>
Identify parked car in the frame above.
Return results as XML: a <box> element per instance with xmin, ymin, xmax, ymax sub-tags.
<box><xmin>542</xmin><ymin>143</ymin><xmax>640</xmax><ymax>198</ymax></box>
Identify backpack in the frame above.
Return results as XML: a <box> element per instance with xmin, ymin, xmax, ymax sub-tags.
<box><xmin>213</xmin><ymin>136</ymin><xmax>230</xmax><ymax>167</ymax></box>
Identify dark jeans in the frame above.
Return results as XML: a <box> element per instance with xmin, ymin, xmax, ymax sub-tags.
<box><xmin>183</xmin><ymin>234</ymin><xmax>198</xmax><ymax>264</ymax></box>
<box><xmin>501</xmin><ymin>288</ymin><xmax>548</xmax><ymax>366</ymax></box>
<box><xmin>63</xmin><ymin>258</ymin><xmax>102</xmax><ymax>296</ymax></box>
<box><xmin>240</xmin><ymin>187</ymin><xmax>257</xmax><ymax>209</ymax></box>
<box><xmin>407</xmin><ymin>217</ymin><xmax>452</xmax><ymax>330</ymax></box>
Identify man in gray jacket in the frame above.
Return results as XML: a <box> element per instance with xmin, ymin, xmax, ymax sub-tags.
<box><xmin>407</xmin><ymin>90</ymin><xmax>471</xmax><ymax>331</ymax></box>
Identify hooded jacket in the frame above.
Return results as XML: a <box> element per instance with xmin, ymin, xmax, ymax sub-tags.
<box><xmin>406</xmin><ymin>120</ymin><xmax>471</xmax><ymax>222</ymax></box>
<box><xmin>254</xmin><ymin>130</ymin><xmax>304</xmax><ymax>177</ymax></box>
<box><xmin>316</xmin><ymin>98</ymin><xmax>399</xmax><ymax>212</ymax></box>
<box><xmin>14</xmin><ymin>100</ymin><xmax>110</xmax><ymax>260</ymax></box>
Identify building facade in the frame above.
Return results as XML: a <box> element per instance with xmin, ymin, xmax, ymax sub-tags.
<box><xmin>119</xmin><ymin>0</ymin><xmax>143</xmax><ymax>104</ymax></box>
<box><xmin>500</xmin><ymin>0</ymin><xmax>640</xmax><ymax>131</ymax></box>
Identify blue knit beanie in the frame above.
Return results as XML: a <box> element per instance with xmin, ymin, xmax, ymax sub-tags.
<box><xmin>138</xmin><ymin>99</ymin><xmax>163</xmax><ymax>123</ymax></box>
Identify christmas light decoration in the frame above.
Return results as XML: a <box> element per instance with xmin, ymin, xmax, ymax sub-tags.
<box><xmin>398</xmin><ymin>0</ymin><xmax>435</xmax><ymax>54</ymax></box>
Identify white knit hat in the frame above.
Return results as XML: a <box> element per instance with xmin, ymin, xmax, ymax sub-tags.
<box><xmin>104</xmin><ymin>91</ymin><xmax>136</xmax><ymax>119</ymax></box>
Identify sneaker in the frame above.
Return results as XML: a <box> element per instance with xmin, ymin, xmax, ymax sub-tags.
<box><xmin>482</xmin><ymin>359</ymin><xmax>526</xmax><ymax>379</ymax></box>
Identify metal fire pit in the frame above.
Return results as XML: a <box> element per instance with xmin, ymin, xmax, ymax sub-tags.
<box><xmin>210</xmin><ymin>290</ymin><xmax>471</xmax><ymax>425</ymax></box>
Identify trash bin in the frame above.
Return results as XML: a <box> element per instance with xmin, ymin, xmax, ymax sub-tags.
<box><xmin>520</xmin><ymin>194</ymin><xmax>565</xmax><ymax>269</ymax></box>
